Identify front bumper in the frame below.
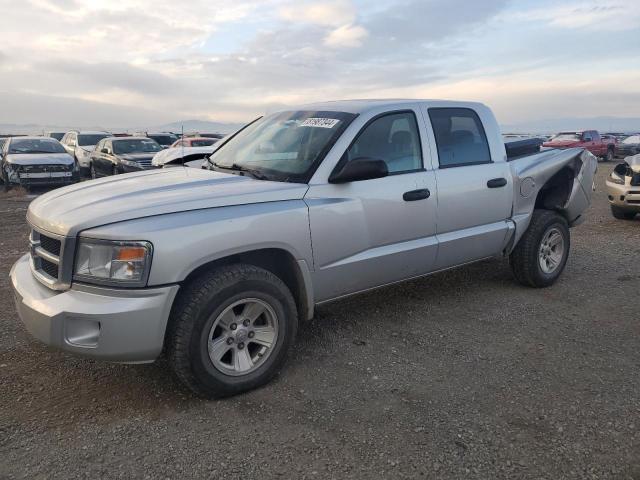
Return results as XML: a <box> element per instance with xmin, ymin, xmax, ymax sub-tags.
<box><xmin>606</xmin><ymin>179</ymin><xmax>640</xmax><ymax>211</ymax></box>
<box><xmin>10</xmin><ymin>254</ymin><xmax>179</xmax><ymax>363</ymax></box>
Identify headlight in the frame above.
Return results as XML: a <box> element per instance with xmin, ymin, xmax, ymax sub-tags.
<box><xmin>74</xmin><ymin>239</ymin><xmax>152</xmax><ymax>287</ymax></box>
<box><xmin>120</xmin><ymin>159</ymin><xmax>140</xmax><ymax>167</ymax></box>
<box><xmin>609</xmin><ymin>172</ymin><xmax>625</xmax><ymax>185</ymax></box>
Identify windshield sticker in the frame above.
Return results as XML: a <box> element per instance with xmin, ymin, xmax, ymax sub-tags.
<box><xmin>300</xmin><ymin>118</ymin><xmax>340</xmax><ymax>129</ymax></box>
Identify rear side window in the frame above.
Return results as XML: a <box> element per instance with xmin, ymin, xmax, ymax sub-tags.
<box><xmin>346</xmin><ymin>111</ymin><xmax>423</xmax><ymax>174</ymax></box>
<box><xmin>428</xmin><ymin>108</ymin><xmax>491</xmax><ymax>168</ymax></box>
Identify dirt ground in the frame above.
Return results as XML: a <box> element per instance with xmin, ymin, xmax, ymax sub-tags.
<box><xmin>0</xmin><ymin>166</ymin><xmax>638</xmax><ymax>479</ymax></box>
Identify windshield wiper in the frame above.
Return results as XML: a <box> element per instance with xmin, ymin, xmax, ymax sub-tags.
<box><xmin>210</xmin><ymin>161</ymin><xmax>269</xmax><ymax>181</ymax></box>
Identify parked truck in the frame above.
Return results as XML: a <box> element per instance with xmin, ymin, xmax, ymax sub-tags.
<box><xmin>543</xmin><ymin>130</ymin><xmax>615</xmax><ymax>162</ymax></box>
<box><xmin>10</xmin><ymin>100</ymin><xmax>597</xmax><ymax>398</ymax></box>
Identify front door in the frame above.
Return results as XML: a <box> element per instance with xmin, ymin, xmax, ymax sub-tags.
<box><xmin>306</xmin><ymin>109</ymin><xmax>438</xmax><ymax>302</ymax></box>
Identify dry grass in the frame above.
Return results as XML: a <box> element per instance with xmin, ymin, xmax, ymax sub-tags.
<box><xmin>0</xmin><ymin>185</ymin><xmax>29</xmax><ymax>199</ymax></box>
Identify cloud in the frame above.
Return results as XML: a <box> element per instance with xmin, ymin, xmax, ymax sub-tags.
<box><xmin>504</xmin><ymin>0</ymin><xmax>640</xmax><ymax>31</ymax></box>
<box><xmin>0</xmin><ymin>0</ymin><xmax>638</xmax><ymax>129</ymax></box>
<box><xmin>279</xmin><ymin>0</ymin><xmax>356</xmax><ymax>27</ymax></box>
<box><xmin>324</xmin><ymin>24</ymin><xmax>368</xmax><ymax>48</ymax></box>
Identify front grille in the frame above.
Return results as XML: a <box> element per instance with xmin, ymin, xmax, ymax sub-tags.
<box><xmin>29</xmin><ymin>229</ymin><xmax>71</xmax><ymax>290</ymax></box>
<box><xmin>39</xmin><ymin>234</ymin><xmax>61</xmax><ymax>256</ymax></box>
<box><xmin>20</xmin><ymin>164</ymin><xmax>71</xmax><ymax>174</ymax></box>
<box><xmin>137</xmin><ymin>159</ymin><xmax>153</xmax><ymax>168</ymax></box>
<box><xmin>40</xmin><ymin>258</ymin><xmax>59</xmax><ymax>278</ymax></box>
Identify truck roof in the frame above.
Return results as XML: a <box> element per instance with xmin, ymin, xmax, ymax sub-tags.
<box><xmin>290</xmin><ymin>99</ymin><xmax>486</xmax><ymax>114</ymax></box>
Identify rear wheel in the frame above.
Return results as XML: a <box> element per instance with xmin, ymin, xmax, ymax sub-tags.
<box><xmin>605</xmin><ymin>147</ymin><xmax>614</xmax><ymax>163</ymax></box>
<box><xmin>510</xmin><ymin>210</ymin><xmax>570</xmax><ymax>288</ymax></box>
<box><xmin>167</xmin><ymin>264</ymin><xmax>298</xmax><ymax>398</ymax></box>
<box><xmin>611</xmin><ymin>205</ymin><xmax>637</xmax><ymax>220</ymax></box>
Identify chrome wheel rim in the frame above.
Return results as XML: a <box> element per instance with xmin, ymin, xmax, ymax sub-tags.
<box><xmin>538</xmin><ymin>227</ymin><xmax>564</xmax><ymax>274</ymax></box>
<box><xmin>207</xmin><ymin>298</ymin><xmax>278</xmax><ymax>376</ymax></box>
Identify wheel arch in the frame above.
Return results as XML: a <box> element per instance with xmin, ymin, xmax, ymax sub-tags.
<box><xmin>179</xmin><ymin>247</ymin><xmax>314</xmax><ymax>322</ymax></box>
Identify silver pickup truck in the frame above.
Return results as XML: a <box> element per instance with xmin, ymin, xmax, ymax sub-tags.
<box><xmin>11</xmin><ymin>100</ymin><xmax>597</xmax><ymax>397</ymax></box>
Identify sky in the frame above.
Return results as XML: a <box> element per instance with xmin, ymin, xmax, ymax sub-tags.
<box><xmin>0</xmin><ymin>0</ymin><xmax>638</xmax><ymax>129</ymax></box>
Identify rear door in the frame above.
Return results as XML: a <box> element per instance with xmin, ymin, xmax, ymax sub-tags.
<box><xmin>423</xmin><ymin>106</ymin><xmax>512</xmax><ymax>269</ymax></box>
<box><xmin>306</xmin><ymin>108</ymin><xmax>439</xmax><ymax>302</ymax></box>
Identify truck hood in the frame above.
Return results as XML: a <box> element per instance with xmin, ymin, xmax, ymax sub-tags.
<box><xmin>27</xmin><ymin>168</ymin><xmax>309</xmax><ymax>236</ymax></box>
<box><xmin>625</xmin><ymin>154</ymin><xmax>640</xmax><ymax>172</ymax></box>
<box><xmin>5</xmin><ymin>153</ymin><xmax>74</xmax><ymax>166</ymax></box>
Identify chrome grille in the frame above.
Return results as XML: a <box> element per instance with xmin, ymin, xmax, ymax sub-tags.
<box><xmin>29</xmin><ymin>229</ymin><xmax>73</xmax><ymax>290</ymax></box>
<box><xmin>136</xmin><ymin>159</ymin><xmax>153</xmax><ymax>168</ymax></box>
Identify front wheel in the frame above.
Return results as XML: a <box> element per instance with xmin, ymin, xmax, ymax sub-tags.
<box><xmin>510</xmin><ymin>210</ymin><xmax>570</xmax><ymax>288</ymax></box>
<box><xmin>167</xmin><ymin>264</ymin><xmax>298</xmax><ymax>398</ymax></box>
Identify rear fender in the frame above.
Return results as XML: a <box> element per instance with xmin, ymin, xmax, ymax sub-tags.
<box><xmin>507</xmin><ymin>148</ymin><xmax>597</xmax><ymax>252</ymax></box>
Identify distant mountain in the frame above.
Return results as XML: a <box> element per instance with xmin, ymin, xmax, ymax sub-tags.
<box><xmin>0</xmin><ymin>119</ymin><xmax>248</xmax><ymax>136</ymax></box>
<box><xmin>153</xmin><ymin>119</ymin><xmax>246</xmax><ymax>134</ymax></box>
<box><xmin>501</xmin><ymin>117</ymin><xmax>640</xmax><ymax>134</ymax></box>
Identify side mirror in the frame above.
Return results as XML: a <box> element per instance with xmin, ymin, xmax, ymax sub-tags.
<box><xmin>101</xmin><ymin>148</ymin><xmax>109</xmax><ymax>154</ymax></box>
<box><xmin>329</xmin><ymin>157</ymin><xmax>389</xmax><ymax>184</ymax></box>
<box><xmin>583</xmin><ymin>136</ymin><xmax>592</xmax><ymax>142</ymax></box>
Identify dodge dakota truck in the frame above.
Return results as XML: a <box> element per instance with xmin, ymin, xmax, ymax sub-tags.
<box><xmin>10</xmin><ymin>100</ymin><xmax>597</xmax><ymax>398</ymax></box>
<box><xmin>543</xmin><ymin>130</ymin><xmax>614</xmax><ymax>162</ymax></box>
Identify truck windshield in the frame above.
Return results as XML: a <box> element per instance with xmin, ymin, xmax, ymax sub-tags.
<box><xmin>207</xmin><ymin>111</ymin><xmax>357</xmax><ymax>182</ymax></box>
<box><xmin>551</xmin><ymin>133</ymin><xmax>581</xmax><ymax>141</ymax></box>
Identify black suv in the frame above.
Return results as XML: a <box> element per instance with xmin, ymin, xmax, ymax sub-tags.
<box><xmin>89</xmin><ymin>137</ymin><xmax>163</xmax><ymax>178</ymax></box>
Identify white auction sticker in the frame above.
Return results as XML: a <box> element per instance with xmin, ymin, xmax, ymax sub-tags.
<box><xmin>300</xmin><ymin>118</ymin><xmax>340</xmax><ymax>128</ymax></box>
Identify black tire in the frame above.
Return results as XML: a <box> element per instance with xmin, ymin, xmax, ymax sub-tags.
<box><xmin>167</xmin><ymin>264</ymin><xmax>298</xmax><ymax>398</ymax></box>
<box><xmin>510</xmin><ymin>209</ymin><xmax>570</xmax><ymax>288</ymax></box>
<box><xmin>611</xmin><ymin>205</ymin><xmax>636</xmax><ymax>220</ymax></box>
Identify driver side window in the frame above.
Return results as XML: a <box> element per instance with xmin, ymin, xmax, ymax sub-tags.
<box><xmin>346</xmin><ymin>111</ymin><xmax>423</xmax><ymax>174</ymax></box>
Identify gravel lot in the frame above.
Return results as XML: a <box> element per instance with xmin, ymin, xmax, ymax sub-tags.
<box><xmin>1</xmin><ymin>167</ymin><xmax>639</xmax><ymax>479</ymax></box>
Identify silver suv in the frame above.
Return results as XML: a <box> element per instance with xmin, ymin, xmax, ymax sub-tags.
<box><xmin>61</xmin><ymin>130</ymin><xmax>110</xmax><ymax>176</ymax></box>
<box><xmin>11</xmin><ymin>100</ymin><xmax>596</xmax><ymax>398</ymax></box>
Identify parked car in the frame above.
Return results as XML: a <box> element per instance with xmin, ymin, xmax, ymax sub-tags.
<box><xmin>543</xmin><ymin>130</ymin><xmax>615</xmax><ymax>162</ymax></box>
<box><xmin>61</xmin><ymin>130</ymin><xmax>110</xmax><ymax>176</ymax></box>
<box><xmin>44</xmin><ymin>131</ymin><xmax>66</xmax><ymax>141</ymax></box>
<box><xmin>606</xmin><ymin>154</ymin><xmax>640</xmax><ymax>220</ymax></box>
<box><xmin>171</xmin><ymin>137</ymin><xmax>219</xmax><ymax>148</ymax></box>
<box><xmin>0</xmin><ymin>136</ymin><xmax>77</xmax><ymax>189</ymax></box>
<box><xmin>191</xmin><ymin>133</ymin><xmax>225</xmax><ymax>140</ymax></box>
<box><xmin>152</xmin><ymin>145</ymin><xmax>218</xmax><ymax>169</ymax></box>
<box><xmin>135</xmin><ymin>132</ymin><xmax>178</xmax><ymax>149</ymax></box>
<box><xmin>88</xmin><ymin>136</ymin><xmax>163</xmax><ymax>178</ymax></box>
<box><xmin>615</xmin><ymin>135</ymin><xmax>640</xmax><ymax>158</ymax></box>
<box><xmin>11</xmin><ymin>99</ymin><xmax>596</xmax><ymax>398</ymax></box>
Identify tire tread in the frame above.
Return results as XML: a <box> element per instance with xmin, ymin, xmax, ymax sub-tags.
<box><xmin>167</xmin><ymin>264</ymin><xmax>297</xmax><ymax>398</ymax></box>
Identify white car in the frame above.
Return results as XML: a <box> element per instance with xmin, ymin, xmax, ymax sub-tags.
<box><xmin>152</xmin><ymin>145</ymin><xmax>219</xmax><ymax>169</ymax></box>
<box><xmin>60</xmin><ymin>131</ymin><xmax>110</xmax><ymax>176</ymax></box>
